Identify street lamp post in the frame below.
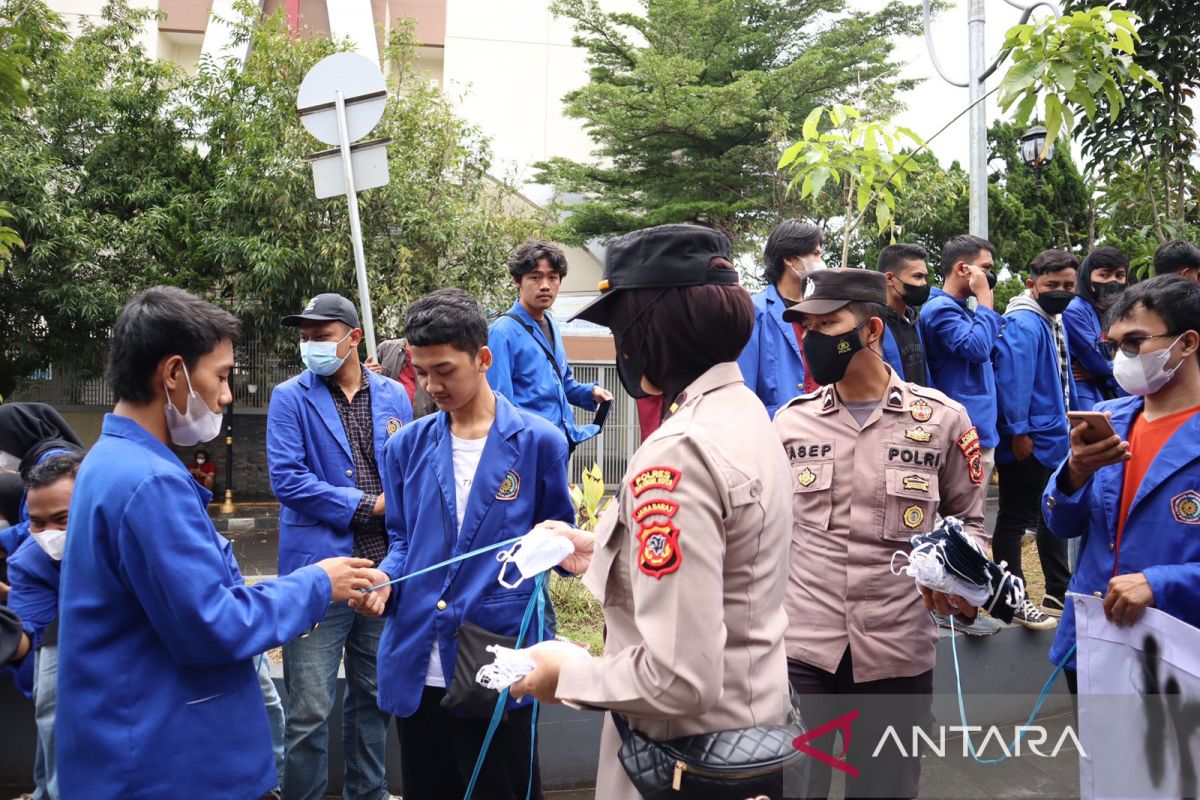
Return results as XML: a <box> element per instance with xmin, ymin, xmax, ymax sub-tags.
<box><xmin>1019</xmin><ymin>124</ymin><xmax>1055</xmax><ymax>189</ymax></box>
<box><xmin>923</xmin><ymin>0</ymin><xmax>1062</xmax><ymax>239</ymax></box>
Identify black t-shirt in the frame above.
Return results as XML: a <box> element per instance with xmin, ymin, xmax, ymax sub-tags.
<box><xmin>885</xmin><ymin>306</ymin><xmax>927</xmax><ymax>386</ymax></box>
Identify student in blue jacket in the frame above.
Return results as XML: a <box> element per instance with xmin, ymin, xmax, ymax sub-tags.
<box><xmin>488</xmin><ymin>240</ymin><xmax>613</xmax><ymax>450</ymax></box>
<box><xmin>919</xmin><ymin>234</ymin><xmax>1002</xmax><ymax>486</ymax></box>
<box><xmin>737</xmin><ymin>219</ymin><xmax>822</xmax><ymax>416</ymax></box>
<box><xmin>876</xmin><ymin>242</ymin><xmax>932</xmax><ymax>384</ymax></box>
<box><xmin>1065</xmin><ymin>247</ymin><xmax>1128</xmax><ymax>410</ymax></box>
<box><xmin>57</xmin><ymin>286</ymin><xmax>374</xmax><ymax>800</ymax></box>
<box><xmin>357</xmin><ymin>288</ymin><xmax>575</xmax><ymax>800</ymax></box>
<box><xmin>1043</xmin><ymin>275</ymin><xmax>1200</xmax><ymax>692</ymax></box>
<box><xmin>267</xmin><ymin>292</ymin><xmax>412</xmax><ymax>800</ymax></box>
<box><xmin>7</xmin><ymin>452</ymin><xmax>80</xmax><ymax>800</ymax></box>
<box><xmin>993</xmin><ymin>250</ymin><xmax>1079</xmax><ymax>629</ymax></box>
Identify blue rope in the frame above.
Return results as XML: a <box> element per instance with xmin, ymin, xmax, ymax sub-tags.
<box><xmin>464</xmin><ymin>572</ymin><xmax>547</xmax><ymax>800</ymax></box>
<box><xmin>360</xmin><ymin>536</ymin><xmax>522</xmax><ymax>592</ymax></box>
<box><xmin>947</xmin><ymin>616</ymin><xmax>1078</xmax><ymax>764</ymax></box>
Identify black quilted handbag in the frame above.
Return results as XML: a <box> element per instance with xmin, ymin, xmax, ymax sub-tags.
<box><xmin>610</xmin><ymin>698</ymin><xmax>807</xmax><ymax>800</ymax></box>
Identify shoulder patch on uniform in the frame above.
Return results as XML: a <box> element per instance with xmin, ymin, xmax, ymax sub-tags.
<box><xmin>956</xmin><ymin>426</ymin><xmax>983</xmax><ymax>485</ymax></box>
<box><xmin>887</xmin><ymin>387</ymin><xmax>904</xmax><ymax>409</ymax></box>
<box><xmin>386</xmin><ymin>417</ymin><xmax>403</xmax><ymax>437</ymax></box>
<box><xmin>496</xmin><ymin>470</ymin><xmax>521</xmax><ymax>501</ymax></box>
<box><xmin>637</xmin><ymin>519</ymin><xmax>682</xmax><ymax>579</ymax></box>
<box><xmin>1171</xmin><ymin>490</ymin><xmax>1200</xmax><ymax>524</ymax></box>
<box><xmin>905</xmin><ymin>426</ymin><xmax>933</xmax><ymax>443</ymax></box>
<box><xmin>631</xmin><ymin>466</ymin><xmax>682</xmax><ymax>497</ymax></box>
<box><xmin>633</xmin><ymin>499</ymin><xmax>679</xmax><ymax>523</ymax></box>
<box><xmin>910</xmin><ymin>399</ymin><xmax>933</xmax><ymax>422</ymax></box>
<box><xmin>823</xmin><ymin>390</ymin><xmax>835</xmax><ymax>411</ymax></box>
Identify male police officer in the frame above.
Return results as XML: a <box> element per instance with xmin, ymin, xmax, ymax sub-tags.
<box><xmin>268</xmin><ymin>293</ymin><xmax>412</xmax><ymax>800</ymax></box>
<box><xmin>774</xmin><ymin>269</ymin><xmax>988</xmax><ymax>800</ymax></box>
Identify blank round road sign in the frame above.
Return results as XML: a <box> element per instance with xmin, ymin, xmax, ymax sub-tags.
<box><xmin>297</xmin><ymin>52</ymin><xmax>387</xmax><ymax>146</ymax></box>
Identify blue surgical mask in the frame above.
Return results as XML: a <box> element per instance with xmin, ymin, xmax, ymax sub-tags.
<box><xmin>300</xmin><ymin>331</ymin><xmax>353</xmax><ymax>376</ymax></box>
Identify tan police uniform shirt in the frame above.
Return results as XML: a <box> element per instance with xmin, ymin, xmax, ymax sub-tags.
<box><xmin>555</xmin><ymin>362</ymin><xmax>794</xmax><ymax>800</ymax></box>
<box><xmin>773</xmin><ymin>367</ymin><xmax>988</xmax><ymax>684</ymax></box>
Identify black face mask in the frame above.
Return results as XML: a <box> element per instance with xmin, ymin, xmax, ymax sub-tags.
<box><xmin>986</xmin><ymin>270</ymin><xmax>997</xmax><ymax>290</ymax></box>
<box><xmin>900</xmin><ymin>281</ymin><xmax>931</xmax><ymax>307</ymax></box>
<box><xmin>1092</xmin><ymin>281</ymin><xmax>1125</xmax><ymax>309</ymax></box>
<box><xmin>614</xmin><ymin>335</ymin><xmax>651</xmax><ymax>399</ymax></box>
<box><xmin>802</xmin><ymin>323</ymin><xmax>867</xmax><ymax>386</ymax></box>
<box><xmin>1035</xmin><ymin>290</ymin><xmax>1074</xmax><ymax>317</ymax></box>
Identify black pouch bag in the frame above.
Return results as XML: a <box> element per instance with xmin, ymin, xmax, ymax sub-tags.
<box><xmin>610</xmin><ymin>698</ymin><xmax>807</xmax><ymax>800</ymax></box>
<box><xmin>440</xmin><ymin>621</ymin><xmax>518</xmax><ymax>721</ymax></box>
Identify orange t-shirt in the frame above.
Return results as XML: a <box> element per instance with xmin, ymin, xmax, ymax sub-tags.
<box><xmin>1114</xmin><ymin>404</ymin><xmax>1200</xmax><ymax>573</ymax></box>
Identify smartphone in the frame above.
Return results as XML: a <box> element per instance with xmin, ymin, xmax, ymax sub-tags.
<box><xmin>593</xmin><ymin>399</ymin><xmax>613</xmax><ymax>429</ymax></box>
<box><xmin>1067</xmin><ymin>411</ymin><xmax>1118</xmax><ymax>445</ymax></box>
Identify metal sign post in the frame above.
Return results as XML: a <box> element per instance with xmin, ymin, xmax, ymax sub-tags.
<box><xmin>297</xmin><ymin>52</ymin><xmax>390</xmax><ymax>359</ymax></box>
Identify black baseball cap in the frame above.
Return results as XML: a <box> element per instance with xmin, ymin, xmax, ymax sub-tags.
<box><xmin>570</xmin><ymin>224</ymin><xmax>739</xmax><ymax>324</ymax></box>
<box><xmin>281</xmin><ymin>293</ymin><xmax>361</xmax><ymax>329</ymax></box>
<box><xmin>782</xmin><ymin>268</ymin><xmax>888</xmax><ymax>320</ymax></box>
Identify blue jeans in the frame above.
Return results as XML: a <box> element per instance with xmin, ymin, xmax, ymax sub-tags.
<box><xmin>34</xmin><ymin>645</ymin><xmax>58</xmax><ymax>800</ymax></box>
<box><xmin>282</xmin><ymin>602</ymin><xmax>390</xmax><ymax>800</ymax></box>
<box><xmin>258</xmin><ymin>654</ymin><xmax>287</xmax><ymax>786</ymax></box>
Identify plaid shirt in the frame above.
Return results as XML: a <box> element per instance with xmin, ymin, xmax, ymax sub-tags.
<box><xmin>326</xmin><ymin>365</ymin><xmax>388</xmax><ymax>564</ymax></box>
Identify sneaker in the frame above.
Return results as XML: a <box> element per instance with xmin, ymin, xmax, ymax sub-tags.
<box><xmin>1040</xmin><ymin>595</ymin><xmax>1065</xmax><ymax>618</ymax></box>
<box><xmin>1012</xmin><ymin>598</ymin><xmax>1057</xmax><ymax>630</ymax></box>
<box><xmin>935</xmin><ymin>613</ymin><xmax>1003</xmax><ymax>636</ymax></box>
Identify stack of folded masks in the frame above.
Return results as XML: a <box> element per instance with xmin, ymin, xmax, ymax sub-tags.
<box><xmin>890</xmin><ymin>516</ymin><xmax>1026</xmax><ymax>623</ymax></box>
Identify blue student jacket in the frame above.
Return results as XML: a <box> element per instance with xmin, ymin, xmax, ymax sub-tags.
<box><xmin>1063</xmin><ymin>296</ymin><xmax>1121</xmax><ymax>410</ymax></box>
<box><xmin>488</xmin><ymin>301</ymin><xmax>598</xmax><ymax>446</ymax></box>
<box><xmin>375</xmin><ymin>393</ymin><xmax>575</xmax><ymax>718</ymax></box>
<box><xmin>993</xmin><ymin>307</ymin><xmax>1077</xmax><ymax>468</ymax></box>
<box><xmin>57</xmin><ymin>414</ymin><xmax>333</xmax><ymax>800</ymax></box>
<box><xmin>737</xmin><ymin>284</ymin><xmax>808</xmax><ymax>418</ymax></box>
<box><xmin>1</xmin><ymin>522</ymin><xmax>35</xmax><ymax>695</ymax></box>
<box><xmin>882</xmin><ymin>318</ymin><xmax>932</xmax><ymax>384</ymax></box>
<box><xmin>267</xmin><ymin>367</ymin><xmax>413</xmax><ymax>576</ymax></box>
<box><xmin>1042</xmin><ymin>395</ymin><xmax>1200</xmax><ymax>670</ymax></box>
<box><xmin>918</xmin><ymin>288</ymin><xmax>1002</xmax><ymax>447</ymax></box>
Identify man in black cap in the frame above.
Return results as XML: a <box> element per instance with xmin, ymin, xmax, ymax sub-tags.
<box><xmin>772</xmin><ymin>268</ymin><xmax>989</xmax><ymax>800</ymax></box>
<box><xmin>266</xmin><ymin>293</ymin><xmax>412</xmax><ymax>800</ymax></box>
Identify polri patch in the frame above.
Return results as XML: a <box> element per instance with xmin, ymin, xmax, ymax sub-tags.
<box><xmin>633</xmin><ymin>499</ymin><xmax>679</xmax><ymax>523</ymax></box>
<box><xmin>905</xmin><ymin>427</ymin><xmax>933</xmax><ymax>443</ymax></box>
<box><xmin>496</xmin><ymin>470</ymin><xmax>520</xmax><ymax>501</ymax></box>
<box><xmin>631</xmin><ymin>466</ymin><xmax>681</xmax><ymax>497</ymax></box>
<box><xmin>956</xmin><ymin>426</ymin><xmax>984</xmax><ymax>485</ymax></box>
<box><xmin>797</xmin><ymin>467</ymin><xmax>818</xmax><ymax>488</ymax></box>
<box><xmin>903</xmin><ymin>505</ymin><xmax>925</xmax><ymax>529</ymax></box>
<box><xmin>910</xmin><ymin>400</ymin><xmax>933</xmax><ymax>422</ymax></box>
<box><xmin>638</xmin><ymin>520</ymin><xmax>682</xmax><ymax>579</ymax></box>
<box><xmin>386</xmin><ymin>417</ymin><xmax>403</xmax><ymax>437</ymax></box>
<box><xmin>1171</xmin><ymin>490</ymin><xmax>1200</xmax><ymax>524</ymax></box>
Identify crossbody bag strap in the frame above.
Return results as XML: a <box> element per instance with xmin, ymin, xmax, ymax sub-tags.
<box><xmin>503</xmin><ymin>312</ymin><xmax>566</xmax><ymax>384</ymax></box>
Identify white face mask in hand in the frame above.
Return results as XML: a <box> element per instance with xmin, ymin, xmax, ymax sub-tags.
<box><xmin>32</xmin><ymin>529</ymin><xmax>67</xmax><ymax>561</ymax></box>
<box><xmin>164</xmin><ymin>363</ymin><xmax>225</xmax><ymax>447</ymax></box>
<box><xmin>1112</xmin><ymin>334</ymin><xmax>1184</xmax><ymax>396</ymax></box>
<box><xmin>497</xmin><ymin>528</ymin><xmax>576</xmax><ymax>589</ymax></box>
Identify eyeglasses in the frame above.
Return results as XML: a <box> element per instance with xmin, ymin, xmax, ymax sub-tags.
<box><xmin>1098</xmin><ymin>333</ymin><xmax>1177</xmax><ymax>360</ymax></box>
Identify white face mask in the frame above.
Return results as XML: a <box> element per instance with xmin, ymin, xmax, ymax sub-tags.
<box><xmin>164</xmin><ymin>363</ymin><xmax>225</xmax><ymax>447</ymax></box>
<box><xmin>31</xmin><ymin>528</ymin><xmax>66</xmax><ymax>561</ymax></box>
<box><xmin>0</xmin><ymin>451</ymin><xmax>20</xmax><ymax>471</ymax></box>
<box><xmin>1112</xmin><ymin>335</ymin><xmax>1185</xmax><ymax>397</ymax></box>
<box><xmin>789</xmin><ymin>255</ymin><xmax>826</xmax><ymax>281</ymax></box>
<box><xmin>496</xmin><ymin>528</ymin><xmax>575</xmax><ymax>589</ymax></box>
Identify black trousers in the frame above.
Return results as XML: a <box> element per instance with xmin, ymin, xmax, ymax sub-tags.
<box><xmin>396</xmin><ymin>686</ymin><xmax>543</xmax><ymax>800</ymax></box>
<box><xmin>786</xmin><ymin>650</ymin><xmax>933</xmax><ymax>800</ymax></box>
<box><xmin>994</xmin><ymin>456</ymin><xmax>1072</xmax><ymax>601</ymax></box>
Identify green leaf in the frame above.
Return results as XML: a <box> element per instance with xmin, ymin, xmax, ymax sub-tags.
<box><xmin>1050</xmin><ymin>62</ymin><xmax>1076</xmax><ymax>92</ymax></box>
<box><xmin>1112</xmin><ymin>27</ymin><xmax>1135</xmax><ymax>54</ymax></box>
<box><xmin>1043</xmin><ymin>93</ymin><xmax>1064</xmax><ymax>148</ymax></box>
<box><xmin>802</xmin><ymin>106</ymin><xmax>824</xmax><ymax>141</ymax></box>
<box><xmin>1013</xmin><ymin>91</ymin><xmax>1038</xmax><ymax>127</ymax></box>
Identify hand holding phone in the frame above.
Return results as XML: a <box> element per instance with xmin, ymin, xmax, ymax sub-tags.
<box><xmin>1066</xmin><ymin>411</ymin><xmax>1117</xmax><ymax>445</ymax></box>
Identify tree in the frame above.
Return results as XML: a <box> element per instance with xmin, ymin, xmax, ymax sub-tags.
<box><xmin>0</xmin><ymin>0</ymin><xmax>545</xmax><ymax>396</ymax></box>
<box><xmin>0</xmin><ymin>0</ymin><xmax>207</xmax><ymax>397</ymax></box>
<box><xmin>1065</xmin><ymin>0</ymin><xmax>1200</xmax><ymax>272</ymax></box>
<box><xmin>535</xmin><ymin>0</ymin><xmax>922</xmax><ymax>253</ymax></box>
